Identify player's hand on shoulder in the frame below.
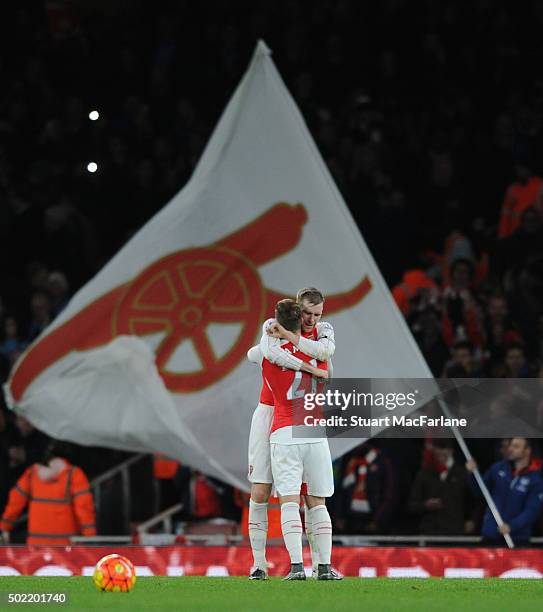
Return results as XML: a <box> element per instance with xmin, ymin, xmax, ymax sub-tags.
<box><xmin>315</xmin><ymin>321</ymin><xmax>335</xmax><ymax>360</ymax></box>
<box><xmin>266</xmin><ymin>322</ymin><xmax>282</xmax><ymax>338</ymax></box>
<box><xmin>316</xmin><ymin>321</ymin><xmax>335</xmax><ymax>341</ymax></box>
<box><xmin>313</xmin><ymin>367</ymin><xmax>329</xmax><ymax>379</ymax></box>
<box><xmin>267</xmin><ymin>321</ymin><xmax>289</xmax><ymax>339</ymax></box>
<box><xmin>263</xmin><ymin>318</ymin><xmax>276</xmax><ymax>333</ymax></box>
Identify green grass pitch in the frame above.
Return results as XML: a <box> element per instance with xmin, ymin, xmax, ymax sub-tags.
<box><xmin>1</xmin><ymin>577</ymin><xmax>541</xmax><ymax>611</ymax></box>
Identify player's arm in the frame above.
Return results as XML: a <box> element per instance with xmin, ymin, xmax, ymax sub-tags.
<box><xmin>267</xmin><ymin>320</ymin><xmax>335</xmax><ymax>361</ymax></box>
<box><xmin>302</xmin><ymin>362</ymin><xmax>328</xmax><ymax>379</ymax></box>
<box><xmin>249</xmin><ymin>343</ymin><xmax>327</xmax><ymax>378</ymax></box>
<box><xmin>247</xmin><ymin>345</ymin><xmax>263</xmax><ymax>365</ymax></box>
<box><xmin>259</xmin><ymin>319</ymin><xmax>304</xmax><ymax>371</ymax></box>
<box><xmin>70</xmin><ymin>467</ymin><xmax>97</xmax><ymax>536</ymax></box>
<box><xmin>0</xmin><ymin>468</ymin><xmax>32</xmax><ymax>536</ymax></box>
<box><xmin>507</xmin><ymin>478</ymin><xmax>543</xmax><ymax>533</ymax></box>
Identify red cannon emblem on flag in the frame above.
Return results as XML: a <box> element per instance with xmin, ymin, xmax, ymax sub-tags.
<box><xmin>10</xmin><ymin>203</ymin><xmax>372</xmax><ymax>397</ymax></box>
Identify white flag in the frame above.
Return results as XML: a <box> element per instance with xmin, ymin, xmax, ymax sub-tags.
<box><xmin>5</xmin><ymin>41</ymin><xmax>431</xmax><ymax>490</ymax></box>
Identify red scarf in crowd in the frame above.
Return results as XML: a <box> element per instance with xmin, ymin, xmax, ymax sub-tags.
<box><xmin>342</xmin><ymin>448</ymin><xmax>379</xmax><ymax>513</ymax></box>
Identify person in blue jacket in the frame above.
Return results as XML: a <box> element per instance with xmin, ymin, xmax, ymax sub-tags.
<box><xmin>466</xmin><ymin>437</ymin><xmax>543</xmax><ymax>545</ymax></box>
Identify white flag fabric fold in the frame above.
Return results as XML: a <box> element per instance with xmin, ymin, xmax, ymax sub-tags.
<box><xmin>5</xmin><ymin>40</ymin><xmax>431</xmax><ymax>490</ymax></box>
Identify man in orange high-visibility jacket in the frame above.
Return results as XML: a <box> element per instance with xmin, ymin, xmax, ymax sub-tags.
<box><xmin>0</xmin><ymin>441</ymin><xmax>96</xmax><ymax>545</ymax></box>
<box><xmin>498</xmin><ymin>166</ymin><xmax>543</xmax><ymax>238</ymax></box>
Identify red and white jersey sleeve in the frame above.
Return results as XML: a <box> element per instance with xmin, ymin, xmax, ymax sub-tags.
<box><xmin>296</xmin><ymin>321</ymin><xmax>335</xmax><ymax>361</ymax></box>
<box><xmin>259</xmin><ymin>319</ymin><xmax>304</xmax><ymax>371</ymax></box>
<box><xmin>246</xmin><ymin>345</ymin><xmax>262</xmax><ymax>365</ymax></box>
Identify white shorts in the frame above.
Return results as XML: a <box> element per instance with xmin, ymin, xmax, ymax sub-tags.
<box><xmin>270</xmin><ymin>440</ymin><xmax>334</xmax><ymax>498</ymax></box>
<box><xmin>248</xmin><ymin>403</ymin><xmax>274</xmax><ymax>483</ymax></box>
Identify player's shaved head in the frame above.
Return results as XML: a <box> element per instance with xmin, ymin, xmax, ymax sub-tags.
<box><xmin>296</xmin><ymin>287</ymin><xmax>324</xmax><ymax>306</ymax></box>
<box><xmin>296</xmin><ymin>288</ymin><xmax>324</xmax><ymax>332</ymax></box>
<box><xmin>275</xmin><ymin>299</ymin><xmax>302</xmax><ymax>332</ymax></box>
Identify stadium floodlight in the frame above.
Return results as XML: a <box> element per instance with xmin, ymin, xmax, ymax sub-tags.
<box><xmin>89</xmin><ymin>110</ymin><xmax>100</xmax><ymax>121</ymax></box>
<box><xmin>87</xmin><ymin>162</ymin><xmax>98</xmax><ymax>173</ymax></box>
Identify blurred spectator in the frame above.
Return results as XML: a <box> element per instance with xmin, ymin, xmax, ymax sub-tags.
<box><xmin>498</xmin><ymin>165</ymin><xmax>543</xmax><ymax>238</ymax></box>
<box><xmin>503</xmin><ymin>343</ymin><xmax>533</xmax><ymax>378</ymax></box>
<box><xmin>26</xmin><ymin>262</ymin><xmax>50</xmax><ymax>294</ymax></box>
<box><xmin>406</xmin><ymin>282</ymin><xmax>449</xmax><ymax>376</ymax></box>
<box><xmin>442</xmin><ymin>232</ymin><xmax>488</xmax><ymax>290</ymax></box>
<box><xmin>174</xmin><ymin>467</ymin><xmax>237</xmax><ymax>521</ymax></box>
<box><xmin>8</xmin><ymin>415</ymin><xmax>49</xmax><ymax>482</ymax></box>
<box><xmin>0</xmin><ymin>440</ymin><xmax>96</xmax><ymax>545</ymax></box>
<box><xmin>47</xmin><ymin>271</ymin><xmax>70</xmax><ymax>316</ymax></box>
<box><xmin>42</xmin><ymin>199</ymin><xmax>100</xmax><ymax>286</ymax></box>
<box><xmin>7</xmin><ymin>416</ymin><xmax>49</xmax><ymax>480</ymax></box>
<box><xmin>0</xmin><ymin>408</ymin><xmax>10</xmax><ymax>511</ymax></box>
<box><xmin>466</xmin><ymin>437</ymin><xmax>543</xmax><ymax>545</ymax></box>
<box><xmin>506</xmin><ymin>258</ymin><xmax>543</xmax><ymax>344</ymax></box>
<box><xmin>442</xmin><ymin>259</ymin><xmax>485</xmax><ymax>350</ymax></box>
<box><xmin>537</xmin><ymin>366</ymin><xmax>543</xmax><ymax>430</ymax></box>
<box><xmin>0</xmin><ymin>297</ymin><xmax>5</xmax><ymax>326</ymax></box>
<box><xmin>499</xmin><ymin>207</ymin><xmax>543</xmax><ymax>272</ymax></box>
<box><xmin>409</xmin><ymin>440</ymin><xmax>473</xmax><ymax>535</ymax></box>
<box><xmin>27</xmin><ymin>292</ymin><xmax>52</xmax><ymax>342</ymax></box>
<box><xmin>535</xmin><ymin>314</ymin><xmax>543</xmax><ymax>364</ymax></box>
<box><xmin>392</xmin><ymin>270</ymin><xmax>438</xmax><ymax>318</ymax></box>
<box><xmin>152</xmin><ymin>453</ymin><xmax>180</xmax><ymax>513</ymax></box>
<box><xmin>443</xmin><ymin>340</ymin><xmax>483</xmax><ymax>377</ymax></box>
<box><xmin>0</xmin><ymin>316</ymin><xmax>27</xmax><ymax>365</ymax></box>
<box><xmin>336</xmin><ymin>443</ymin><xmax>399</xmax><ymax>534</ymax></box>
<box><xmin>483</xmin><ymin>295</ymin><xmax>522</xmax><ymax>366</ymax></box>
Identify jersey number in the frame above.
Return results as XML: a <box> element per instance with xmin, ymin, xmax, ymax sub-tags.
<box><xmin>287</xmin><ymin>367</ymin><xmax>318</xmax><ymax>400</ymax></box>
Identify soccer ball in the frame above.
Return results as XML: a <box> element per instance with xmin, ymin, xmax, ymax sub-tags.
<box><xmin>93</xmin><ymin>554</ymin><xmax>136</xmax><ymax>592</ymax></box>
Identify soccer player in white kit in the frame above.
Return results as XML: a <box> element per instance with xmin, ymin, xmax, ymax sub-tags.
<box><xmin>263</xmin><ymin>298</ymin><xmax>336</xmax><ymax>580</ymax></box>
<box><xmin>246</xmin><ymin>288</ymin><xmax>336</xmax><ymax>579</ymax></box>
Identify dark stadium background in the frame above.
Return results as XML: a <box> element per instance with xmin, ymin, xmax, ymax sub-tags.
<box><xmin>1</xmin><ymin>0</ymin><xmax>543</xmax><ymax>542</ymax></box>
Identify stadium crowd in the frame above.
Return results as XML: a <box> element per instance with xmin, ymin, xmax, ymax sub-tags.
<box><xmin>1</xmin><ymin>0</ymin><xmax>543</xmax><ymax>542</ymax></box>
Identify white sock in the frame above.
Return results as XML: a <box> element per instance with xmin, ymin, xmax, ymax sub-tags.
<box><xmin>281</xmin><ymin>502</ymin><xmax>303</xmax><ymax>564</ymax></box>
<box><xmin>248</xmin><ymin>499</ymin><xmax>268</xmax><ymax>568</ymax></box>
<box><xmin>304</xmin><ymin>507</ymin><xmax>320</xmax><ymax>568</ymax></box>
<box><xmin>309</xmin><ymin>505</ymin><xmax>332</xmax><ymax>565</ymax></box>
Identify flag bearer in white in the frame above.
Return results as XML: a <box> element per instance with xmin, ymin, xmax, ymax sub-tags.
<box><xmin>263</xmin><ymin>299</ymin><xmax>338</xmax><ymax>581</ymax></box>
<box><xmin>246</xmin><ymin>288</ymin><xmax>336</xmax><ymax>579</ymax></box>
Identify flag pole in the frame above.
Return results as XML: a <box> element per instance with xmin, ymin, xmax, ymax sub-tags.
<box><xmin>437</xmin><ymin>398</ymin><xmax>515</xmax><ymax>549</ymax></box>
